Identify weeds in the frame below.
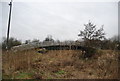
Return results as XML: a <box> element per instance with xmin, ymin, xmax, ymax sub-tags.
<box><xmin>55</xmin><ymin>70</ymin><xmax>65</xmax><ymax>75</ymax></box>
<box><xmin>15</xmin><ymin>72</ymin><xmax>33</xmax><ymax>79</ymax></box>
<box><xmin>2</xmin><ymin>49</ymin><xmax>118</xmax><ymax>79</ymax></box>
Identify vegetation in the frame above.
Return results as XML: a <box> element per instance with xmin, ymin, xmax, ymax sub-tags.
<box><xmin>25</xmin><ymin>40</ymin><xmax>31</xmax><ymax>44</ymax></box>
<box><xmin>78</xmin><ymin>21</ymin><xmax>106</xmax><ymax>58</ymax></box>
<box><xmin>44</xmin><ymin>35</ymin><xmax>54</xmax><ymax>42</ymax></box>
<box><xmin>78</xmin><ymin>21</ymin><xmax>105</xmax><ymax>47</ymax></box>
<box><xmin>2</xmin><ymin>21</ymin><xmax>119</xmax><ymax>79</ymax></box>
<box><xmin>81</xmin><ymin>47</ymin><xmax>97</xmax><ymax>58</ymax></box>
<box><xmin>2</xmin><ymin>49</ymin><xmax>118</xmax><ymax>79</ymax></box>
<box><xmin>2</xmin><ymin>37</ymin><xmax>21</xmax><ymax>50</ymax></box>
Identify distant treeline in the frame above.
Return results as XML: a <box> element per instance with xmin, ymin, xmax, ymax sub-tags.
<box><xmin>1</xmin><ymin>35</ymin><xmax>120</xmax><ymax>51</ymax></box>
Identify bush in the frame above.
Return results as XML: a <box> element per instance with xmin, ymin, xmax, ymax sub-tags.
<box><xmin>2</xmin><ymin>37</ymin><xmax>21</xmax><ymax>50</ymax></box>
<box><xmin>117</xmin><ymin>42</ymin><xmax>120</xmax><ymax>50</ymax></box>
<box><xmin>82</xmin><ymin>46</ymin><xmax>97</xmax><ymax>58</ymax></box>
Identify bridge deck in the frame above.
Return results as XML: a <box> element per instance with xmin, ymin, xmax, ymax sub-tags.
<box><xmin>39</xmin><ymin>45</ymin><xmax>85</xmax><ymax>50</ymax></box>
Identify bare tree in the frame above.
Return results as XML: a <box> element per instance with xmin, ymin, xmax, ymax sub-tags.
<box><xmin>25</xmin><ymin>40</ymin><xmax>31</xmax><ymax>44</ymax></box>
<box><xmin>43</xmin><ymin>35</ymin><xmax>54</xmax><ymax>46</ymax></box>
<box><xmin>44</xmin><ymin>35</ymin><xmax>54</xmax><ymax>42</ymax></box>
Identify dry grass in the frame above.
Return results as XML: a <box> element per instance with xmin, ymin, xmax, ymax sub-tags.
<box><xmin>2</xmin><ymin>49</ymin><xmax>119</xmax><ymax>79</ymax></box>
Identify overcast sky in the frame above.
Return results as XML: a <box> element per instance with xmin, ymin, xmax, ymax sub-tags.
<box><xmin>1</xmin><ymin>0</ymin><xmax>118</xmax><ymax>42</ymax></box>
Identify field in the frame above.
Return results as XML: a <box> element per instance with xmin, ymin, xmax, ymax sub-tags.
<box><xmin>2</xmin><ymin>49</ymin><xmax>119</xmax><ymax>79</ymax></box>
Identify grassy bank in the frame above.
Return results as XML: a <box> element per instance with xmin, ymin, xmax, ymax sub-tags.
<box><xmin>2</xmin><ymin>49</ymin><xmax>118</xmax><ymax>79</ymax></box>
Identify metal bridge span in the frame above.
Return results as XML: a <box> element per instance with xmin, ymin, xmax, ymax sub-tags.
<box><xmin>39</xmin><ymin>44</ymin><xmax>84</xmax><ymax>50</ymax></box>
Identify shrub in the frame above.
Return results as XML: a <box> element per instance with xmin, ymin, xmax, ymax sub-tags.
<box><xmin>2</xmin><ymin>37</ymin><xmax>21</xmax><ymax>50</ymax></box>
<box><xmin>82</xmin><ymin>46</ymin><xmax>97</xmax><ymax>58</ymax></box>
<box><xmin>117</xmin><ymin>42</ymin><xmax>120</xmax><ymax>50</ymax></box>
<box><xmin>55</xmin><ymin>70</ymin><xmax>65</xmax><ymax>75</ymax></box>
